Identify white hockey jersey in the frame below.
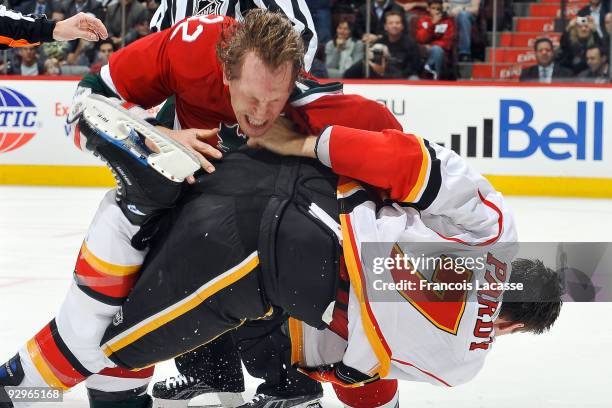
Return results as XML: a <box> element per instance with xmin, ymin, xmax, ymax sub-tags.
<box><xmin>290</xmin><ymin>125</ymin><xmax>518</xmax><ymax>387</ymax></box>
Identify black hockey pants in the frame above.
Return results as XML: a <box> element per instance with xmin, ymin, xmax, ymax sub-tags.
<box><xmin>100</xmin><ymin>149</ymin><xmax>341</xmax><ymax>370</ymax></box>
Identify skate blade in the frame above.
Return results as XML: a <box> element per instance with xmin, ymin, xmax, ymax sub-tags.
<box><xmin>153</xmin><ymin>392</ymin><xmax>244</xmax><ymax>408</ymax></box>
<box><xmin>153</xmin><ymin>399</ymin><xmax>225</xmax><ymax>408</ymax></box>
<box><xmin>82</xmin><ymin>94</ymin><xmax>200</xmax><ymax>182</ymax></box>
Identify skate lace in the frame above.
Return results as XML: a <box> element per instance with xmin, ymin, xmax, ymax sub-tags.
<box><xmin>165</xmin><ymin>374</ymin><xmax>195</xmax><ymax>389</ymax></box>
<box><xmin>93</xmin><ymin>152</ymin><xmax>124</xmax><ymax>197</ymax></box>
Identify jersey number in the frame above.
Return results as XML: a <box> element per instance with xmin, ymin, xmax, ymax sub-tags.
<box><xmin>389</xmin><ymin>244</ymin><xmax>471</xmax><ymax>335</ymax></box>
<box><xmin>170</xmin><ymin>15</ymin><xmax>225</xmax><ymax>43</ymax></box>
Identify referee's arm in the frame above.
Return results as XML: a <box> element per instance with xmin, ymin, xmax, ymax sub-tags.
<box><xmin>0</xmin><ymin>5</ymin><xmax>55</xmax><ymax>49</ymax></box>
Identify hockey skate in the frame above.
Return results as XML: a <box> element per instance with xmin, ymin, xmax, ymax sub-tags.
<box><xmin>152</xmin><ymin>374</ymin><xmax>245</xmax><ymax>408</ymax></box>
<box><xmin>237</xmin><ymin>392</ymin><xmax>323</xmax><ymax>408</ymax></box>
<box><xmin>0</xmin><ymin>354</ymin><xmax>25</xmax><ymax>408</ymax></box>
<box><xmin>77</xmin><ymin>94</ymin><xmax>200</xmax><ymax>225</ymax></box>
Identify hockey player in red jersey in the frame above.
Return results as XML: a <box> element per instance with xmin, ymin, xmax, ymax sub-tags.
<box><xmin>0</xmin><ymin>10</ymin><xmax>404</xmax><ymax>408</ymax></box>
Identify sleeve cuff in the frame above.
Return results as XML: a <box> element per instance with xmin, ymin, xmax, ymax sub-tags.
<box><xmin>315</xmin><ymin>126</ymin><xmax>332</xmax><ymax>168</ymax></box>
<box><xmin>41</xmin><ymin>19</ymin><xmax>56</xmax><ymax>42</ymax></box>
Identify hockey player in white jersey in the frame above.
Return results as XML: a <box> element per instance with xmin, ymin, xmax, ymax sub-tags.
<box><xmin>245</xmin><ymin>122</ymin><xmax>564</xmax><ymax>390</ymax></box>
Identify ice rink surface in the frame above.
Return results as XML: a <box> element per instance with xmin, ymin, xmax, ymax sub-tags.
<box><xmin>1</xmin><ymin>186</ymin><xmax>611</xmax><ymax>407</ymax></box>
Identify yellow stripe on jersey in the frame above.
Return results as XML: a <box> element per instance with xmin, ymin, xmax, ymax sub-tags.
<box><xmin>288</xmin><ymin>318</ymin><xmax>304</xmax><ymax>366</ymax></box>
<box><xmin>337</xmin><ymin>180</ymin><xmax>362</xmax><ymax>197</ymax></box>
<box><xmin>102</xmin><ymin>252</ymin><xmax>259</xmax><ymax>356</ymax></box>
<box><xmin>402</xmin><ymin>136</ymin><xmax>430</xmax><ymax>203</ymax></box>
<box><xmin>26</xmin><ymin>338</ymin><xmax>70</xmax><ymax>391</ymax></box>
<box><xmin>80</xmin><ymin>242</ymin><xmax>141</xmax><ymax>277</ymax></box>
<box><xmin>339</xmin><ymin>213</ymin><xmax>391</xmax><ymax>378</ymax></box>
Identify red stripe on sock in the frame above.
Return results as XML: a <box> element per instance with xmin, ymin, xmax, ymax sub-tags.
<box><xmin>34</xmin><ymin>324</ymin><xmax>87</xmax><ymax>388</ymax></box>
<box><xmin>98</xmin><ymin>366</ymin><xmax>155</xmax><ymax>379</ymax></box>
<box><xmin>75</xmin><ymin>253</ymin><xmax>138</xmax><ymax>299</ymax></box>
<box><xmin>333</xmin><ymin>380</ymin><xmax>398</xmax><ymax>408</ymax></box>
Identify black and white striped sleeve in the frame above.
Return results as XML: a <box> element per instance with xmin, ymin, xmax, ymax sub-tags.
<box><xmin>0</xmin><ymin>5</ymin><xmax>55</xmax><ymax>49</ymax></box>
<box><xmin>149</xmin><ymin>0</ymin><xmax>317</xmax><ymax>71</ymax></box>
<box><xmin>236</xmin><ymin>0</ymin><xmax>317</xmax><ymax>71</ymax></box>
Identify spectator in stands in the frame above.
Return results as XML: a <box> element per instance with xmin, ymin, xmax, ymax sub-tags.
<box><xmin>105</xmin><ymin>0</ymin><xmax>147</xmax><ymax>47</ymax></box>
<box><xmin>42</xmin><ymin>57</ymin><xmax>61</xmax><ymax>75</ymax></box>
<box><xmin>16</xmin><ymin>0</ymin><xmax>54</xmax><ymax>16</ymax></box>
<box><xmin>63</xmin><ymin>0</ymin><xmax>104</xmax><ymax>20</ymax></box>
<box><xmin>307</xmin><ymin>0</ymin><xmax>332</xmax><ymax>44</ymax></box>
<box><xmin>519</xmin><ymin>37</ymin><xmax>572</xmax><ymax>83</ymax></box>
<box><xmin>41</xmin><ymin>40</ymin><xmax>70</xmax><ymax>65</ymax></box>
<box><xmin>7</xmin><ymin>46</ymin><xmax>44</xmax><ymax>75</ymax></box>
<box><xmin>145</xmin><ymin>0</ymin><xmax>160</xmax><ymax>20</ymax></box>
<box><xmin>124</xmin><ymin>15</ymin><xmax>151</xmax><ymax>45</ymax></box>
<box><xmin>310</xmin><ymin>43</ymin><xmax>329</xmax><ymax>77</ymax></box>
<box><xmin>445</xmin><ymin>0</ymin><xmax>480</xmax><ymax>61</ymax></box>
<box><xmin>65</xmin><ymin>38</ymin><xmax>94</xmax><ymax>66</ymax></box>
<box><xmin>50</xmin><ymin>8</ymin><xmax>66</xmax><ymax>22</ymax></box>
<box><xmin>325</xmin><ymin>19</ymin><xmax>364</xmax><ymax>78</ymax></box>
<box><xmin>396</xmin><ymin>0</ymin><xmax>428</xmax><ymax>25</ymax></box>
<box><xmin>577</xmin><ymin>0</ymin><xmax>609</xmax><ymax>38</ymax></box>
<box><xmin>558</xmin><ymin>16</ymin><xmax>603</xmax><ymax>75</ymax></box>
<box><xmin>89</xmin><ymin>39</ymin><xmax>115</xmax><ymax>73</ymax></box>
<box><xmin>345</xmin><ymin>10</ymin><xmax>421</xmax><ymax>78</ymax></box>
<box><xmin>344</xmin><ymin>43</ymin><xmax>390</xmax><ymax>78</ymax></box>
<box><xmin>355</xmin><ymin>0</ymin><xmax>406</xmax><ymax>43</ymax></box>
<box><xmin>604</xmin><ymin>12</ymin><xmax>612</xmax><ymax>43</ymax></box>
<box><xmin>58</xmin><ymin>40</ymin><xmax>92</xmax><ymax>75</ymax></box>
<box><xmin>415</xmin><ymin>0</ymin><xmax>454</xmax><ymax>79</ymax></box>
<box><xmin>578</xmin><ymin>45</ymin><xmax>609</xmax><ymax>82</ymax></box>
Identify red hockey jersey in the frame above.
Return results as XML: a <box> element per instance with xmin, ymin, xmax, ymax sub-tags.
<box><xmin>103</xmin><ymin>15</ymin><xmax>235</xmax><ymax>132</ymax></box>
<box><xmin>101</xmin><ymin>14</ymin><xmax>401</xmax><ymax>148</ymax></box>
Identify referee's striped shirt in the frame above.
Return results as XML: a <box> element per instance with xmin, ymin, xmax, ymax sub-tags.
<box><xmin>0</xmin><ymin>5</ymin><xmax>55</xmax><ymax>49</ymax></box>
<box><xmin>149</xmin><ymin>0</ymin><xmax>317</xmax><ymax>70</ymax></box>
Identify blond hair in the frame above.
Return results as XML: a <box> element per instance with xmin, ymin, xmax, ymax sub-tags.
<box><xmin>217</xmin><ymin>9</ymin><xmax>304</xmax><ymax>82</ymax></box>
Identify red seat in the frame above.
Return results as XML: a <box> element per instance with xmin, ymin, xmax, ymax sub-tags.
<box><xmin>515</xmin><ymin>17</ymin><xmax>556</xmax><ymax>32</ymax></box>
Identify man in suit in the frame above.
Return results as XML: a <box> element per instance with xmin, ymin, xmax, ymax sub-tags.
<box><xmin>355</xmin><ymin>0</ymin><xmax>407</xmax><ymax>43</ymax></box>
<box><xmin>519</xmin><ymin>37</ymin><xmax>573</xmax><ymax>83</ymax></box>
<box><xmin>578</xmin><ymin>45</ymin><xmax>609</xmax><ymax>82</ymax></box>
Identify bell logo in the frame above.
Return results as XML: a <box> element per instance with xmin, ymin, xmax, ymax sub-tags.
<box><xmin>499</xmin><ymin>99</ymin><xmax>603</xmax><ymax>161</ymax></box>
<box><xmin>0</xmin><ymin>87</ymin><xmax>38</xmax><ymax>153</ymax></box>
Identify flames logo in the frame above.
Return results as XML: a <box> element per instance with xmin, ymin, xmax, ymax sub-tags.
<box><xmin>0</xmin><ymin>87</ymin><xmax>38</xmax><ymax>153</ymax></box>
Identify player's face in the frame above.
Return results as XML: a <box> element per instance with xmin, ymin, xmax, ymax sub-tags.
<box><xmin>224</xmin><ymin>52</ymin><xmax>294</xmax><ymax>138</ymax></box>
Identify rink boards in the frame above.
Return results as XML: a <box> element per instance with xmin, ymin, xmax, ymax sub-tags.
<box><xmin>0</xmin><ymin>77</ymin><xmax>610</xmax><ymax>197</ymax></box>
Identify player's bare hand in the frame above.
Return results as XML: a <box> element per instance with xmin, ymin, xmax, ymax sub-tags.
<box><xmin>247</xmin><ymin>117</ymin><xmax>316</xmax><ymax>158</ymax></box>
<box><xmin>155</xmin><ymin>127</ymin><xmax>222</xmax><ymax>180</ymax></box>
<box><xmin>53</xmin><ymin>12</ymin><xmax>108</xmax><ymax>42</ymax></box>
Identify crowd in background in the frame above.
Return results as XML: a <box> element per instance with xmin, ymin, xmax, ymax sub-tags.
<box><xmin>0</xmin><ymin>0</ymin><xmax>155</xmax><ymax>75</ymax></box>
<box><xmin>0</xmin><ymin>0</ymin><xmax>611</xmax><ymax>82</ymax></box>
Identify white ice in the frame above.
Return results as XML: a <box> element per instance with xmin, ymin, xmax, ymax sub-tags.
<box><xmin>1</xmin><ymin>186</ymin><xmax>611</xmax><ymax>407</ymax></box>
